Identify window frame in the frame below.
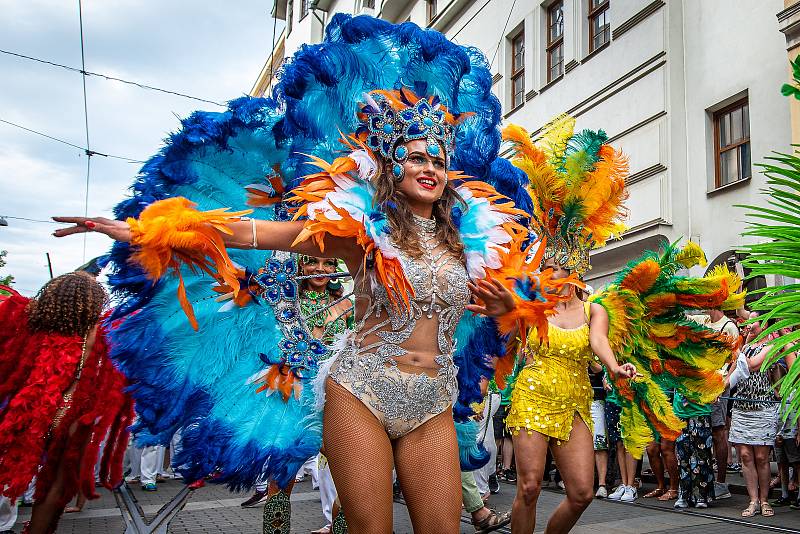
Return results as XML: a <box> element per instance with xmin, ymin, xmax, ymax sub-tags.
<box><xmin>712</xmin><ymin>98</ymin><xmax>751</xmax><ymax>189</ymax></box>
<box><xmin>510</xmin><ymin>30</ymin><xmax>525</xmax><ymax>109</ymax></box>
<box><xmin>427</xmin><ymin>0</ymin><xmax>438</xmax><ymax>24</ymax></box>
<box><xmin>300</xmin><ymin>0</ymin><xmax>310</xmax><ymax>20</ymax></box>
<box><xmin>588</xmin><ymin>0</ymin><xmax>610</xmax><ymax>53</ymax></box>
<box><xmin>546</xmin><ymin>1</ymin><xmax>565</xmax><ymax>83</ymax></box>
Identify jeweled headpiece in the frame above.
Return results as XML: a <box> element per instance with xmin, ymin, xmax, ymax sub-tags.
<box><xmin>502</xmin><ymin>115</ymin><xmax>629</xmax><ymax>275</ymax></box>
<box><xmin>356</xmin><ymin>88</ymin><xmax>461</xmax><ymax>181</ymax></box>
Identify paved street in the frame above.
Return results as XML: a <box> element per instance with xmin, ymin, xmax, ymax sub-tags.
<box><xmin>11</xmin><ymin>476</ymin><xmax>800</xmax><ymax>533</ymax></box>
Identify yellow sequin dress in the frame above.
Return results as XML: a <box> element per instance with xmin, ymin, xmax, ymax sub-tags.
<box><xmin>506</xmin><ymin>302</ymin><xmax>594</xmax><ymax>442</ymax></box>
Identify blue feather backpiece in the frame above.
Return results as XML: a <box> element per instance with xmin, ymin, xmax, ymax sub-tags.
<box><xmin>105</xmin><ymin>14</ymin><xmax>527</xmax><ymax>488</ymax></box>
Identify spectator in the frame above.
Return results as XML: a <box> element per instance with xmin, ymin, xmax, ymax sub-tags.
<box><xmin>474</xmin><ymin>389</ymin><xmax>502</xmax><ymax>499</ymax></box>
<box><xmin>771</xmin><ymin>327</ymin><xmax>799</xmax><ymax>508</ymax></box>
<box><xmin>604</xmin><ymin>375</ymin><xmax>638</xmax><ymax>503</ymax></box>
<box><xmin>493</xmin><ymin>380</ymin><xmax>516</xmax><ymax>485</ymax></box>
<box><xmin>729</xmin><ymin>313</ymin><xmax>782</xmax><ymax>518</ymax></box>
<box><xmin>673</xmin><ymin>393</ymin><xmax>715</xmax><ymax>508</ymax></box>
<box><xmin>461</xmin><ymin>471</ymin><xmax>511</xmax><ymax>533</ymax></box>
<box><xmin>644</xmin><ymin>434</ymin><xmax>679</xmax><ymax>502</ymax></box>
<box><xmin>588</xmin><ymin>364</ymin><xmax>609</xmax><ymax>498</ymax></box>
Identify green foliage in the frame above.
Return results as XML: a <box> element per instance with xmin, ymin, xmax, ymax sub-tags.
<box><xmin>0</xmin><ymin>250</ymin><xmax>14</xmax><ymax>296</ymax></box>
<box><xmin>783</xmin><ymin>56</ymin><xmax>800</xmax><ymax>100</ymax></box>
<box><xmin>737</xmin><ymin>152</ymin><xmax>800</xmax><ymax>420</ymax></box>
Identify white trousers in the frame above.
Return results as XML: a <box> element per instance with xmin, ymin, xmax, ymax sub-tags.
<box><xmin>473</xmin><ymin>393</ymin><xmax>501</xmax><ymax>495</ymax></box>
<box><xmin>0</xmin><ymin>496</ymin><xmax>17</xmax><ymax>531</ymax></box>
<box><xmin>317</xmin><ymin>454</ymin><xmax>337</xmax><ymax>523</ymax></box>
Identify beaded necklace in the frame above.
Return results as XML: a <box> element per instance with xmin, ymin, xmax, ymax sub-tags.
<box><xmin>301</xmin><ymin>289</ymin><xmax>349</xmax><ymax>345</ymax></box>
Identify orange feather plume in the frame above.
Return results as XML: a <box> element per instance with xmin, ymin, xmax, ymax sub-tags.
<box><xmin>127</xmin><ymin>197</ymin><xmax>252</xmax><ymax>330</ymax></box>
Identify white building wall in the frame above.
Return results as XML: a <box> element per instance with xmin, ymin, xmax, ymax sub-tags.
<box><xmin>263</xmin><ymin>0</ymin><xmax>793</xmax><ymax>288</ymax></box>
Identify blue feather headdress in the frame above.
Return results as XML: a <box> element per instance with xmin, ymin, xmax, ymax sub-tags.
<box><xmin>105</xmin><ymin>14</ymin><xmax>529</xmax><ymax>488</ymax></box>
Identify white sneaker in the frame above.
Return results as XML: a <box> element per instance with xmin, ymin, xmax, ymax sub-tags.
<box><xmin>620</xmin><ymin>486</ymin><xmax>638</xmax><ymax>502</ymax></box>
<box><xmin>595</xmin><ymin>486</ymin><xmax>608</xmax><ymax>498</ymax></box>
<box><xmin>607</xmin><ymin>485</ymin><xmax>626</xmax><ymax>500</ymax></box>
<box><xmin>557</xmin><ymin>480</ymin><xmax>566</xmax><ymax>490</ymax></box>
<box><xmin>674</xmin><ymin>497</ymin><xmax>689</xmax><ymax>509</ymax></box>
<box><xmin>714</xmin><ymin>482</ymin><xmax>731</xmax><ymax>500</ymax></box>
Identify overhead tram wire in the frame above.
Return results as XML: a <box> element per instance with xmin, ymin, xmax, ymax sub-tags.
<box><xmin>0</xmin><ymin>49</ymin><xmax>225</xmax><ymax>107</ymax></box>
<box><xmin>0</xmin><ymin>216</ymin><xmax>61</xmax><ymax>225</ymax></box>
<box><xmin>0</xmin><ymin>118</ymin><xmax>145</xmax><ymax>163</ymax></box>
<box><xmin>78</xmin><ymin>0</ymin><xmax>92</xmax><ymax>262</ymax></box>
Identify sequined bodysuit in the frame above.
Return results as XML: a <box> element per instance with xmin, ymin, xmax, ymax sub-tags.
<box><xmin>328</xmin><ymin>215</ymin><xmax>469</xmax><ymax>439</ymax></box>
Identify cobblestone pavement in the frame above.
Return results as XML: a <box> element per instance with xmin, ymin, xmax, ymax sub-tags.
<box><xmin>11</xmin><ymin>477</ymin><xmax>800</xmax><ymax>533</ymax></box>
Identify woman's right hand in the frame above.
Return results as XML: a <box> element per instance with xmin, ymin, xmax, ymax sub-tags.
<box><xmin>52</xmin><ymin>217</ymin><xmax>132</xmax><ymax>242</ymax></box>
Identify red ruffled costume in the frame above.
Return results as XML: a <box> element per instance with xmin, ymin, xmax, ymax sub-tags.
<box><xmin>0</xmin><ymin>292</ymin><xmax>134</xmax><ymax>510</ymax></box>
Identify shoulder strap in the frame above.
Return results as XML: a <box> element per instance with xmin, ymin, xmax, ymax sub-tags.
<box><xmin>584</xmin><ymin>301</ymin><xmax>591</xmax><ymax>324</ymax></box>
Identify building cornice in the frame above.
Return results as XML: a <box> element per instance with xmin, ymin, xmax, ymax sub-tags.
<box><xmin>612</xmin><ymin>0</ymin><xmax>665</xmax><ymax>41</ymax></box>
<box><xmin>626</xmin><ymin>163</ymin><xmax>666</xmax><ymax>186</ymax></box>
<box><xmin>778</xmin><ymin>1</ymin><xmax>800</xmax><ymax>50</ymax></box>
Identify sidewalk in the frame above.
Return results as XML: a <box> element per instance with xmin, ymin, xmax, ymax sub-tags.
<box><xmin>12</xmin><ymin>476</ymin><xmax>800</xmax><ymax>533</ymax></box>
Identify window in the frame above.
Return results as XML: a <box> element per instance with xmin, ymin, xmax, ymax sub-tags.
<box><xmin>287</xmin><ymin>0</ymin><xmax>293</xmax><ymax>34</ymax></box>
<box><xmin>427</xmin><ymin>0</ymin><xmax>438</xmax><ymax>23</ymax></box>
<box><xmin>547</xmin><ymin>1</ymin><xmax>564</xmax><ymax>82</ymax></box>
<box><xmin>510</xmin><ymin>31</ymin><xmax>525</xmax><ymax>109</ymax></box>
<box><xmin>713</xmin><ymin>98</ymin><xmax>751</xmax><ymax>188</ymax></box>
<box><xmin>589</xmin><ymin>0</ymin><xmax>610</xmax><ymax>52</ymax></box>
<box><xmin>300</xmin><ymin>0</ymin><xmax>310</xmax><ymax>19</ymax></box>
<box><xmin>363</xmin><ymin>0</ymin><xmax>375</xmax><ymax>7</ymax></box>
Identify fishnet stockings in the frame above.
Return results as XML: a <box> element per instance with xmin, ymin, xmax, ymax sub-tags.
<box><xmin>323</xmin><ymin>380</ymin><xmax>462</xmax><ymax>534</ymax></box>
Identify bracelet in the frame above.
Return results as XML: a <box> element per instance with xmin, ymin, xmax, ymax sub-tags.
<box><xmin>241</xmin><ymin>217</ymin><xmax>258</xmax><ymax>248</ymax></box>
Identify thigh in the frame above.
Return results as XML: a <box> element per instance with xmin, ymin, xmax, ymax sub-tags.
<box><xmin>393</xmin><ymin>409</ymin><xmax>462</xmax><ymax>534</ymax></box>
<box><xmin>551</xmin><ymin>415</ymin><xmax>595</xmax><ymax>495</ymax></box>
<box><xmin>323</xmin><ymin>380</ymin><xmax>394</xmax><ymax>534</ymax></box>
<box><xmin>512</xmin><ymin>428</ymin><xmax>550</xmax><ymax>483</ymax></box>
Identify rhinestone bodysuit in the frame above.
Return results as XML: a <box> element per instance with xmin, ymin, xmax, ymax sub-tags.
<box><xmin>329</xmin><ymin>215</ymin><xmax>470</xmax><ymax>438</ymax></box>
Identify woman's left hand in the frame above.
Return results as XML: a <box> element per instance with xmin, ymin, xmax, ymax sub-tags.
<box><xmin>466</xmin><ymin>278</ymin><xmax>515</xmax><ymax>317</ymax></box>
<box><xmin>613</xmin><ymin>362</ymin><xmax>638</xmax><ymax>379</ymax></box>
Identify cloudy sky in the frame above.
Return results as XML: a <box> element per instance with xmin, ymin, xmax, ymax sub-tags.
<box><xmin>0</xmin><ymin>1</ymin><xmax>283</xmax><ymax>295</ymax></box>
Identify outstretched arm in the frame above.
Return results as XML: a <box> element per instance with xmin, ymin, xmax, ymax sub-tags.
<box><xmin>52</xmin><ymin>216</ymin><xmax>363</xmax><ymax>268</ymax></box>
<box><xmin>588</xmin><ymin>302</ymin><xmax>637</xmax><ymax>379</ymax></box>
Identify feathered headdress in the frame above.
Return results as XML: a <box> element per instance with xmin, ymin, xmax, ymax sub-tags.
<box><xmin>503</xmin><ymin>115</ymin><xmax>629</xmax><ymax>274</ymax></box>
<box><xmin>356</xmin><ymin>88</ymin><xmax>469</xmax><ymax>180</ymax></box>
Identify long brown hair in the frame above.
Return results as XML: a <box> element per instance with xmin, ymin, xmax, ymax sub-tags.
<box><xmin>27</xmin><ymin>272</ymin><xmax>107</xmax><ymax>336</ymax></box>
<box><xmin>372</xmin><ymin>161</ymin><xmax>466</xmax><ymax>260</ymax></box>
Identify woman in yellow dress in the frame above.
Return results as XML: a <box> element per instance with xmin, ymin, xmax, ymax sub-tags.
<box><xmin>506</xmin><ymin>260</ymin><xmax>635</xmax><ymax>534</ymax></box>
<box><xmin>497</xmin><ymin>118</ymin><xmax>635</xmax><ymax>534</ymax></box>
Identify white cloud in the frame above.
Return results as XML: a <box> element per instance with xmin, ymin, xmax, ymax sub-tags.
<box><xmin>0</xmin><ymin>0</ymin><xmax>281</xmax><ymax>295</ymax></box>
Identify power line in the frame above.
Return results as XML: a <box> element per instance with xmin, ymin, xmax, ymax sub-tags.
<box><xmin>0</xmin><ymin>48</ymin><xmax>226</xmax><ymax>107</ymax></box>
<box><xmin>0</xmin><ymin>117</ymin><xmax>145</xmax><ymax>162</ymax></box>
<box><xmin>0</xmin><ymin>215</ymin><xmax>61</xmax><ymax>225</ymax></box>
<box><xmin>489</xmin><ymin>0</ymin><xmax>518</xmax><ymax>71</ymax></box>
<box><xmin>78</xmin><ymin>0</ymin><xmax>91</xmax><ymax>262</ymax></box>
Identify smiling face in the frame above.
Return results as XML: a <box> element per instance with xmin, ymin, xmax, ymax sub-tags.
<box><xmin>394</xmin><ymin>139</ymin><xmax>447</xmax><ymax>217</ymax></box>
<box><xmin>300</xmin><ymin>255</ymin><xmax>338</xmax><ymax>291</ymax></box>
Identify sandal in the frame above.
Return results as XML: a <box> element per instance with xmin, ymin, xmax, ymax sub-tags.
<box><xmin>473</xmin><ymin>509</ymin><xmax>512</xmax><ymax>533</ymax></box>
<box><xmin>310</xmin><ymin>526</ymin><xmax>332</xmax><ymax>534</ymax></box>
<box><xmin>742</xmin><ymin>501</ymin><xmax>760</xmax><ymax>518</ymax></box>
<box><xmin>644</xmin><ymin>488</ymin><xmax>666</xmax><ymax>498</ymax></box>
<box><xmin>657</xmin><ymin>489</ymin><xmax>678</xmax><ymax>501</ymax></box>
<box><xmin>761</xmin><ymin>502</ymin><xmax>775</xmax><ymax>518</ymax></box>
